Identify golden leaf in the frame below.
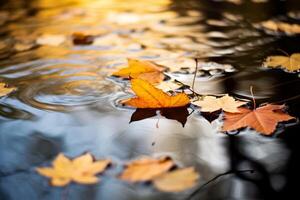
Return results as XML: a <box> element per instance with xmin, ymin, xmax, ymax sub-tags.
<box><xmin>36</xmin><ymin>153</ymin><xmax>111</xmax><ymax>186</ymax></box>
<box><xmin>119</xmin><ymin>157</ymin><xmax>174</xmax><ymax>182</ymax></box>
<box><xmin>153</xmin><ymin>167</ymin><xmax>199</xmax><ymax>192</ymax></box>
<box><xmin>0</xmin><ymin>83</ymin><xmax>16</xmax><ymax>97</ymax></box>
<box><xmin>263</xmin><ymin>53</ymin><xmax>300</xmax><ymax>72</ymax></box>
<box><xmin>112</xmin><ymin>59</ymin><xmax>165</xmax><ymax>84</ymax></box>
<box><xmin>192</xmin><ymin>94</ymin><xmax>247</xmax><ymax>113</ymax></box>
<box><xmin>123</xmin><ymin>79</ymin><xmax>190</xmax><ymax>108</ymax></box>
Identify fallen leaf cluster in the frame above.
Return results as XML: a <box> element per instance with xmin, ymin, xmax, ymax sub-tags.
<box><xmin>111</xmin><ymin>58</ymin><xmax>295</xmax><ymax>135</ymax></box>
<box><xmin>37</xmin><ymin>154</ymin><xmax>199</xmax><ymax>192</ymax></box>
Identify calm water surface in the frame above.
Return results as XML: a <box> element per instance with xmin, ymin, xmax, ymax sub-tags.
<box><xmin>0</xmin><ymin>0</ymin><xmax>300</xmax><ymax>199</ymax></box>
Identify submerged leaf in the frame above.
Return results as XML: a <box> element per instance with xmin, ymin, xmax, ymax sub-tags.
<box><xmin>123</xmin><ymin>79</ymin><xmax>190</xmax><ymax>108</ymax></box>
<box><xmin>153</xmin><ymin>167</ymin><xmax>199</xmax><ymax>192</ymax></box>
<box><xmin>222</xmin><ymin>104</ymin><xmax>295</xmax><ymax>135</ymax></box>
<box><xmin>192</xmin><ymin>95</ymin><xmax>247</xmax><ymax>113</ymax></box>
<box><xmin>36</xmin><ymin>153</ymin><xmax>111</xmax><ymax>186</ymax></box>
<box><xmin>119</xmin><ymin>157</ymin><xmax>174</xmax><ymax>182</ymax></box>
<box><xmin>263</xmin><ymin>53</ymin><xmax>300</xmax><ymax>72</ymax></box>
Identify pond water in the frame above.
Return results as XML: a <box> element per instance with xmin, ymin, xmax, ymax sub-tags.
<box><xmin>0</xmin><ymin>0</ymin><xmax>300</xmax><ymax>199</ymax></box>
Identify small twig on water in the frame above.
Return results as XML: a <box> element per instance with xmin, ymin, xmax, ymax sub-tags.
<box><xmin>187</xmin><ymin>169</ymin><xmax>254</xmax><ymax>200</ymax></box>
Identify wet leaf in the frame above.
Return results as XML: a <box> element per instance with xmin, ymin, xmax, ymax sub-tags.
<box><xmin>263</xmin><ymin>53</ymin><xmax>300</xmax><ymax>72</ymax></box>
<box><xmin>36</xmin><ymin>153</ymin><xmax>111</xmax><ymax>186</ymax></box>
<box><xmin>112</xmin><ymin>59</ymin><xmax>165</xmax><ymax>84</ymax></box>
<box><xmin>260</xmin><ymin>20</ymin><xmax>300</xmax><ymax>34</ymax></box>
<box><xmin>222</xmin><ymin>104</ymin><xmax>295</xmax><ymax>135</ymax></box>
<box><xmin>192</xmin><ymin>95</ymin><xmax>247</xmax><ymax>113</ymax></box>
<box><xmin>0</xmin><ymin>83</ymin><xmax>16</xmax><ymax>97</ymax></box>
<box><xmin>119</xmin><ymin>157</ymin><xmax>174</xmax><ymax>182</ymax></box>
<box><xmin>36</xmin><ymin>34</ymin><xmax>66</xmax><ymax>46</ymax></box>
<box><xmin>72</xmin><ymin>32</ymin><xmax>94</xmax><ymax>45</ymax></box>
<box><xmin>153</xmin><ymin>167</ymin><xmax>199</xmax><ymax>192</ymax></box>
<box><xmin>123</xmin><ymin>79</ymin><xmax>190</xmax><ymax>108</ymax></box>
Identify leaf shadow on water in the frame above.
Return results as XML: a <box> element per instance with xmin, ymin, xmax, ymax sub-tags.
<box><xmin>129</xmin><ymin>106</ymin><xmax>190</xmax><ymax>127</ymax></box>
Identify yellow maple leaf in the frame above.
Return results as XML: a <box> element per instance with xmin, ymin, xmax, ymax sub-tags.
<box><xmin>122</xmin><ymin>79</ymin><xmax>190</xmax><ymax>108</ymax></box>
<box><xmin>119</xmin><ymin>157</ymin><xmax>174</xmax><ymax>182</ymax></box>
<box><xmin>112</xmin><ymin>59</ymin><xmax>165</xmax><ymax>84</ymax></box>
<box><xmin>36</xmin><ymin>153</ymin><xmax>111</xmax><ymax>186</ymax></box>
<box><xmin>192</xmin><ymin>94</ymin><xmax>247</xmax><ymax>113</ymax></box>
<box><xmin>153</xmin><ymin>167</ymin><xmax>200</xmax><ymax>192</ymax></box>
<box><xmin>0</xmin><ymin>83</ymin><xmax>16</xmax><ymax>97</ymax></box>
<box><xmin>263</xmin><ymin>53</ymin><xmax>300</xmax><ymax>72</ymax></box>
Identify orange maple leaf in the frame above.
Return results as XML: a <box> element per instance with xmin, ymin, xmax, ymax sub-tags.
<box><xmin>112</xmin><ymin>59</ymin><xmax>165</xmax><ymax>84</ymax></box>
<box><xmin>122</xmin><ymin>79</ymin><xmax>190</xmax><ymax>108</ymax></box>
<box><xmin>222</xmin><ymin>104</ymin><xmax>295</xmax><ymax>135</ymax></box>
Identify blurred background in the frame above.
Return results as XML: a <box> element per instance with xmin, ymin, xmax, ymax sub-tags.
<box><xmin>1</xmin><ymin>0</ymin><xmax>300</xmax><ymax>199</ymax></box>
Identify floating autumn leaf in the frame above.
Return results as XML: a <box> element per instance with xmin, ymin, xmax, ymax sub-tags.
<box><xmin>0</xmin><ymin>83</ymin><xmax>16</xmax><ymax>97</ymax></box>
<box><xmin>122</xmin><ymin>79</ymin><xmax>190</xmax><ymax>108</ymax></box>
<box><xmin>263</xmin><ymin>53</ymin><xmax>300</xmax><ymax>72</ymax></box>
<box><xmin>192</xmin><ymin>95</ymin><xmax>247</xmax><ymax>113</ymax></box>
<box><xmin>36</xmin><ymin>34</ymin><xmax>66</xmax><ymax>46</ymax></box>
<box><xmin>36</xmin><ymin>153</ymin><xmax>111</xmax><ymax>186</ymax></box>
<box><xmin>222</xmin><ymin>104</ymin><xmax>295</xmax><ymax>135</ymax></box>
<box><xmin>153</xmin><ymin>167</ymin><xmax>199</xmax><ymax>192</ymax></box>
<box><xmin>112</xmin><ymin>59</ymin><xmax>165</xmax><ymax>84</ymax></box>
<box><xmin>119</xmin><ymin>157</ymin><xmax>174</xmax><ymax>182</ymax></box>
<box><xmin>72</xmin><ymin>32</ymin><xmax>94</xmax><ymax>45</ymax></box>
<box><xmin>260</xmin><ymin>20</ymin><xmax>300</xmax><ymax>34</ymax></box>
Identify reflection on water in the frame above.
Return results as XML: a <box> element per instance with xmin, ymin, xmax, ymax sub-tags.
<box><xmin>1</xmin><ymin>0</ymin><xmax>300</xmax><ymax>199</ymax></box>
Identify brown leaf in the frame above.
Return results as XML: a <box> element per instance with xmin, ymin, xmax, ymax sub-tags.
<box><xmin>72</xmin><ymin>32</ymin><xmax>94</xmax><ymax>45</ymax></box>
<box><xmin>119</xmin><ymin>157</ymin><xmax>174</xmax><ymax>182</ymax></box>
<box><xmin>153</xmin><ymin>167</ymin><xmax>199</xmax><ymax>192</ymax></box>
<box><xmin>222</xmin><ymin>104</ymin><xmax>295</xmax><ymax>135</ymax></box>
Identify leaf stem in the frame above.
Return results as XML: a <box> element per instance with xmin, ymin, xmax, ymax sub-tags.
<box><xmin>192</xmin><ymin>58</ymin><xmax>199</xmax><ymax>97</ymax></box>
<box><xmin>250</xmin><ymin>86</ymin><xmax>256</xmax><ymax>109</ymax></box>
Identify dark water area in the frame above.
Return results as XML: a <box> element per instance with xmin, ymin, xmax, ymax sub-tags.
<box><xmin>0</xmin><ymin>0</ymin><xmax>300</xmax><ymax>199</ymax></box>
